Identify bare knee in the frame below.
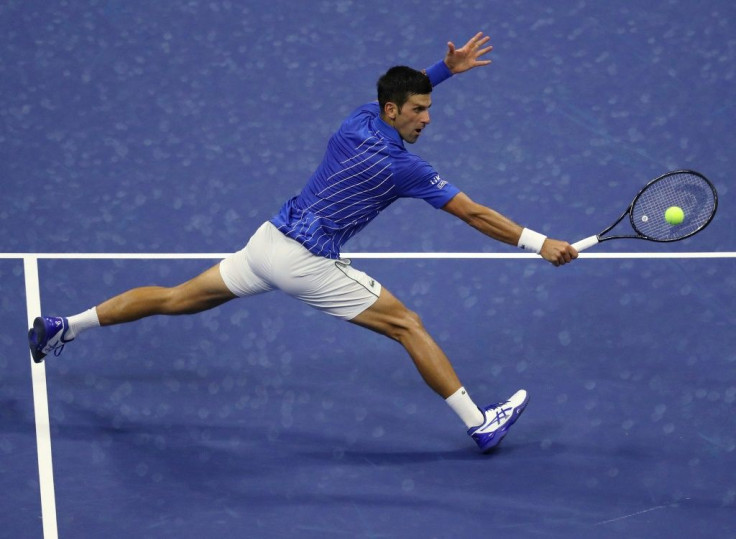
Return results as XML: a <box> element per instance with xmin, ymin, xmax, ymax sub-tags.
<box><xmin>157</xmin><ymin>286</ymin><xmax>190</xmax><ymax>314</ymax></box>
<box><xmin>158</xmin><ymin>283</ymin><xmax>208</xmax><ymax>315</ymax></box>
<box><xmin>385</xmin><ymin>308</ymin><xmax>426</xmax><ymax>343</ymax></box>
<box><xmin>350</xmin><ymin>289</ymin><xmax>429</xmax><ymax>343</ymax></box>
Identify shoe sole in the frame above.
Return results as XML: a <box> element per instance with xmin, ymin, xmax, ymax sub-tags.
<box><xmin>480</xmin><ymin>393</ymin><xmax>530</xmax><ymax>453</ymax></box>
<box><xmin>28</xmin><ymin>317</ymin><xmax>48</xmax><ymax>363</ymax></box>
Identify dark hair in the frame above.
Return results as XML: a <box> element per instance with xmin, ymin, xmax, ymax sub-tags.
<box><xmin>377</xmin><ymin>66</ymin><xmax>432</xmax><ymax>113</ymax></box>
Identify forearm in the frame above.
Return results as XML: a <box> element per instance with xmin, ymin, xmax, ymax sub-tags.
<box><xmin>442</xmin><ymin>192</ymin><xmax>546</xmax><ymax>252</ymax></box>
<box><xmin>443</xmin><ymin>192</ymin><xmax>576</xmax><ymax>265</ymax></box>
<box><xmin>459</xmin><ymin>203</ymin><xmax>524</xmax><ymax>246</ymax></box>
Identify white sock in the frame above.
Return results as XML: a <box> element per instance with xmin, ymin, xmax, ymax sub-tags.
<box><xmin>66</xmin><ymin>307</ymin><xmax>100</xmax><ymax>340</ymax></box>
<box><xmin>445</xmin><ymin>386</ymin><xmax>484</xmax><ymax>428</ymax></box>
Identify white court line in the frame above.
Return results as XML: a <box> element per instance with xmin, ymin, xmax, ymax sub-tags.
<box><xmin>346</xmin><ymin>252</ymin><xmax>736</xmax><ymax>259</ymax></box>
<box><xmin>23</xmin><ymin>257</ymin><xmax>59</xmax><ymax>539</ymax></box>
<box><xmin>1</xmin><ymin>251</ymin><xmax>735</xmax><ymax>260</ymax></box>
<box><xmin>5</xmin><ymin>248</ymin><xmax>733</xmax><ymax>539</ymax></box>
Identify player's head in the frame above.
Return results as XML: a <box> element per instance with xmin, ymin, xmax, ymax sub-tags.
<box><xmin>377</xmin><ymin>66</ymin><xmax>432</xmax><ymax>111</ymax></box>
<box><xmin>377</xmin><ymin>66</ymin><xmax>433</xmax><ymax>144</ymax></box>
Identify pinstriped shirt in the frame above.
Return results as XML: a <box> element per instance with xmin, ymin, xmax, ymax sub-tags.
<box><xmin>270</xmin><ymin>101</ymin><xmax>460</xmax><ymax>259</ymax></box>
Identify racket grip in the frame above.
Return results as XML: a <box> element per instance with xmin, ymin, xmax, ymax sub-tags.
<box><xmin>571</xmin><ymin>235</ymin><xmax>599</xmax><ymax>253</ymax></box>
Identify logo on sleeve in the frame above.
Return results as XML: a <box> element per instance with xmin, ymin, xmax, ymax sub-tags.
<box><xmin>430</xmin><ymin>175</ymin><xmax>448</xmax><ymax>189</ymax></box>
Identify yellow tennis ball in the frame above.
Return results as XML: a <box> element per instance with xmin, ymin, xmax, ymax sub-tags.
<box><xmin>665</xmin><ymin>206</ymin><xmax>684</xmax><ymax>225</ymax></box>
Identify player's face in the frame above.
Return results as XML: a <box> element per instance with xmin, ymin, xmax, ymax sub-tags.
<box><xmin>391</xmin><ymin>94</ymin><xmax>431</xmax><ymax>144</ymax></box>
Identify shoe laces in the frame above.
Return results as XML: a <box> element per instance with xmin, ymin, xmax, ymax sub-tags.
<box><xmin>487</xmin><ymin>401</ymin><xmax>511</xmax><ymax>426</ymax></box>
<box><xmin>51</xmin><ymin>327</ymin><xmax>72</xmax><ymax>357</ymax></box>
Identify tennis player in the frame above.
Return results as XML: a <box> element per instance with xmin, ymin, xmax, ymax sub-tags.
<box><xmin>29</xmin><ymin>32</ymin><xmax>578</xmax><ymax>452</ymax></box>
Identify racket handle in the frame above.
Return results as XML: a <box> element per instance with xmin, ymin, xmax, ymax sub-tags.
<box><xmin>571</xmin><ymin>235</ymin><xmax>599</xmax><ymax>253</ymax></box>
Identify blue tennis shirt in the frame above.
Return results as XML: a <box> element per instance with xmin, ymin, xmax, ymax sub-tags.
<box><xmin>271</xmin><ymin>62</ymin><xmax>460</xmax><ymax>259</ymax></box>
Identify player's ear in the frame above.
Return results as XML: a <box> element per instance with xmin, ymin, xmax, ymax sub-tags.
<box><xmin>384</xmin><ymin>101</ymin><xmax>398</xmax><ymax>121</ymax></box>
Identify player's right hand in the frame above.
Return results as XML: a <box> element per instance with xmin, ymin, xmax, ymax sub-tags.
<box><xmin>540</xmin><ymin>239</ymin><xmax>578</xmax><ymax>266</ymax></box>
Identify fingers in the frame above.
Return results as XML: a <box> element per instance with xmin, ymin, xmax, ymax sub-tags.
<box><xmin>465</xmin><ymin>32</ymin><xmax>490</xmax><ymax>48</ymax></box>
<box><xmin>463</xmin><ymin>33</ymin><xmax>491</xmax><ymax>53</ymax></box>
<box><xmin>545</xmin><ymin>243</ymin><xmax>578</xmax><ymax>267</ymax></box>
<box><xmin>445</xmin><ymin>32</ymin><xmax>494</xmax><ymax>74</ymax></box>
<box><xmin>467</xmin><ymin>34</ymin><xmax>492</xmax><ymax>63</ymax></box>
<box><xmin>472</xmin><ymin>45</ymin><xmax>493</xmax><ymax>66</ymax></box>
<box><xmin>475</xmin><ymin>35</ymin><xmax>491</xmax><ymax>49</ymax></box>
<box><xmin>559</xmin><ymin>248</ymin><xmax>574</xmax><ymax>266</ymax></box>
<box><xmin>559</xmin><ymin>245</ymin><xmax>579</xmax><ymax>266</ymax></box>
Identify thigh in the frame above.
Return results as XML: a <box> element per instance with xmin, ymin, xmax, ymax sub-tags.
<box><xmin>173</xmin><ymin>263</ymin><xmax>238</xmax><ymax>312</ymax></box>
<box><xmin>348</xmin><ymin>286</ymin><xmax>413</xmax><ymax>334</ymax></box>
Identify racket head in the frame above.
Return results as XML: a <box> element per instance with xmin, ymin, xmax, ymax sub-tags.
<box><xmin>628</xmin><ymin>170</ymin><xmax>718</xmax><ymax>242</ymax></box>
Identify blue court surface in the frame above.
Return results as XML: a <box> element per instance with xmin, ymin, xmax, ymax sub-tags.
<box><xmin>2</xmin><ymin>2</ymin><xmax>735</xmax><ymax>538</ymax></box>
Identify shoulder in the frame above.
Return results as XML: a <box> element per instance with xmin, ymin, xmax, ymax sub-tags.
<box><xmin>394</xmin><ymin>151</ymin><xmax>436</xmax><ymax>178</ymax></box>
<box><xmin>336</xmin><ymin>102</ymin><xmax>381</xmax><ymax>141</ymax></box>
<box><xmin>344</xmin><ymin>102</ymin><xmax>380</xmax><ymax>123</ymax></box>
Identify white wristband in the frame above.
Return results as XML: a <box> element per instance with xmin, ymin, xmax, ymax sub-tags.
<box><xmin>517</xmin><ymin>228</ymin><xmax>547</xmax><ymax>254</ymax></box>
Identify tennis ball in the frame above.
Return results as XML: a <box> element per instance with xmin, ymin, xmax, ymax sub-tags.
<box><xmin>665</xmin><ymin>206</ymin><xmax>684</xmax><ymax>225</ymax></box>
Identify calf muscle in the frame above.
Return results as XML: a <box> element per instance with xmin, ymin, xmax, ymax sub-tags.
<box><xmin>96</xmin><ymin>264</ymin><xmax>236</xmax><ymax>326</ymax></box>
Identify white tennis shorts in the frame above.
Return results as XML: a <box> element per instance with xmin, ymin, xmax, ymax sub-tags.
<box><xmin>219</xmin><ymin>222</ymin><xmax>382</xmax><ymax>320</ymax></box>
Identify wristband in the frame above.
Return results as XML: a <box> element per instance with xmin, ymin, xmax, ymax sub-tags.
<box><xmin>424</xmin><ymin>60</ymin><xmax>453</xmax><ymax>87</ymax></box>
<box><xmin>517</xmin><ymin>228</ymin><xmax>547</xmax><ymax>254</ymax></box>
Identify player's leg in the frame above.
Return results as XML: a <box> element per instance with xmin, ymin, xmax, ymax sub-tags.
<box><xmin>28</xmin><ymin>223</ymin><xmax>276</xmax><ymax>363</ymax></box>
<box><xmin>350</xmin><ymin>286</ymin><xmax>529</xmax><ymax>452</ymax></box>
<box><xmin>349</xmin><ymin>287</ymin><xmax>462</xmax><ymax>399</ymax></box>
<box><xmin>95</xmin><ymin>263</ymin><xmax>236</xmax><ymax>325</ymax></box>
<box><xmin>265</xmin><ymin>238</ymin><xmax>491</xmax><ymax>432</ymax></box>
<box><xmin>27</xmin><ymin>263</ymin><xmax>238</xmax><ymax>363</ymax></box>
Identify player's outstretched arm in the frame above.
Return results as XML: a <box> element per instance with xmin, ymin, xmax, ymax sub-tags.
<box><xmin>442</xmin><ymin>192</ymin><xmax>522</xmax><ymax>245</ymax></box>
<box><xmin>443</xmin><ymin>32</ymin><xmax>493</xmax><ymax>75</ymax></box>
<box><xmin>442</xmin><ymin>192</ymin><xmax>577</xmax><ymax>266</ymax></box>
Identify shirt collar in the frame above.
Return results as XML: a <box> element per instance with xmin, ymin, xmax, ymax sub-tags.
<box><xmin>375</xmin><ymin>114</ymin><xmax>405</xmax><ymax>148</ymax></box>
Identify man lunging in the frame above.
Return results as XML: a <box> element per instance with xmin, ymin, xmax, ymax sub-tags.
<box><xmin>29</xmin><ymin>32</ymin><xmax>578</xmax><ymax>452</ymax></box>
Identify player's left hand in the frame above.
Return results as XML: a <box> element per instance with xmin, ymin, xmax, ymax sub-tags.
<box><xmin>540</xmin><ymin>239</ymin><xmax>578</xmax><ymax>267</ymax></box>
<box><xmin>444</xmin><ymin>32</ymin><xmax>493</xmax><ymax>74</ymax></box>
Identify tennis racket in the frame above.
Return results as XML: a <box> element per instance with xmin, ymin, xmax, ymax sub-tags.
<box><xmin>572</xmin><ymin>170</ymin><xmax>718</xmax><ymax>252</ymax></box>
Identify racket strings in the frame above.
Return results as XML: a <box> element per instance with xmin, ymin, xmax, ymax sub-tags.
<box><xmin>631</xmin><ymin>172</ymin><xmax>716</xmax><ymax>241</ymax></box>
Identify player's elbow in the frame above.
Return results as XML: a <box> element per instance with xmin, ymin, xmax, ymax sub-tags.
<box><xmin>443</xmin><ymin>193</ymin><xmax>485</xmax><ymax>227</ymax></box>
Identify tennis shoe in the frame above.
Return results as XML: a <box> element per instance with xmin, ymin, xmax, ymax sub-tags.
<box><xmin>469</xmin><ymin>389</ymin><xmax>529</xmax><ymax>453</ymax></box>
<box><xmin>28</xmin><ymin>316</ymin><xmax>73</xmax><ymax>363</ymax></box>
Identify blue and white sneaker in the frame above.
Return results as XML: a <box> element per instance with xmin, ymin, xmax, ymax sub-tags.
<box><xmin>28</xmin><ymin>316</ymin><xmax>73</xmax><ymax>363</ymax></box>
<box><xmin>469</xmin><ymin>389</ymin><xmax>529</xmax><ymax>453</ymax></box>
